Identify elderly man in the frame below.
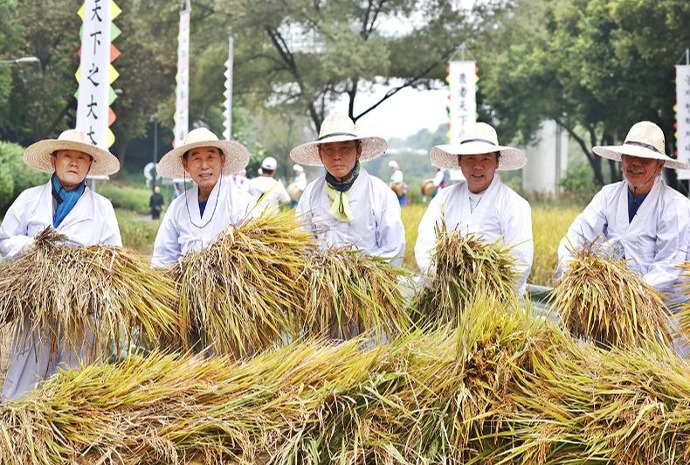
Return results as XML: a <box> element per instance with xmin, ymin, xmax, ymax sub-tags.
<box><xmin>152</xmin><ymin>127</ymin><xmax>256</xmax><ymax>266</ymax></box>
<box><xmin>0</xmin><ymin>129</ymin><xmax>121</xmax><ymax>401</ymax></box>
<box><xmin>414</xmin><ymin>122</ymin><xmax>533</xmax><ymax>296</ymax></box>
<box><xmin>290</xmin><ymin>113</ymin><xmax>405</xmax><ymax>265</ymax></box>
<box><xmin>558</xmin><ymin>121</ymin><xmax>690</xmax><ymax>302</ymax></box>
<box><xmin>248</xmin><ymin>156</ymin><xmax>291</xmax><ymax>213</ymax></box>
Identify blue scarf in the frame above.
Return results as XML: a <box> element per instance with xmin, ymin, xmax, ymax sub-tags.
<box><xmin>325</xmin><ymin>161</ymin><xmax>360</xmax><ymax>193</ymax></box>
<box><xmin>51</xmin><ymin>173</ymin><xmax>86</xmax><ymax>227</ymax></box>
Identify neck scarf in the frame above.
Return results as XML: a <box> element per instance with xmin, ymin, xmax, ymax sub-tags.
<box><xmin>51</xmin><ymin>173</ymin><xmax>86</xmax><ymax>227</ymax></box>
<box><xmin>324</xmin><ymin>162</ymin><xmax>360</xmax><ymax>222</ymax></box>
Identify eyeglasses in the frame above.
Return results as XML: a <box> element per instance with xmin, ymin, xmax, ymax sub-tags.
<box><xmin>319</xmin><ymin>144</ymin><xmax>357</xmax><ymax>157</ymax></box>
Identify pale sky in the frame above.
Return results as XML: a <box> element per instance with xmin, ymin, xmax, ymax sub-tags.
<box><xmin>335</xmin><ymin>80</ymin><xmax>449</xmax><ymax>140</ymax></box>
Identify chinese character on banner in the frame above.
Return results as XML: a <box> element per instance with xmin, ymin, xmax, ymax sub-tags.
<box><xmin>174</xmin><ymin>1</ymin><xmax>191</xmax><ymax>148</ymax></box>
<box><xmin>448</xmin><ymin>61</ymin><xmax>477</xmax><ymax>145</ymax></box>
<box><xmin>676</xmin><ymin>65</ymin><xmax>690</xmax><ymax>180</ymax></box>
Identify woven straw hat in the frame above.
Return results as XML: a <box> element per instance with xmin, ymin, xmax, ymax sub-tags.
<box><xmin>156</xmin><ymin>127</ymin><xmax>251</xmax><ymax>179</ymax></box>
<box><xmin>592</xmin><ymin>121</ymin><xmax>689</xmax><ymax>170</ymax></box>
<box><xmin>23</xmin><ymin>129</ymin><xmax>120</xmax><ymax>176</ymax></box>
<box><xmin>290</xmin><ymin>113</ymin><xmax>387</xmax><ymax>166</ymax></box>
<box><xmin>430</xmin><ymin>122</ymin><xmax>526</xmax><ymax>171</ymax></box>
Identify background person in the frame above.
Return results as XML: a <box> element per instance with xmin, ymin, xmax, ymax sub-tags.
<box><xmin>248</xmin><ymin>156</ymin><xmax>291</xmax><ymax>212</ymax></box>
<box><xmin>287</xmin><ymin>163</ymin><xmax>307</xmax><ymax>207</ymax></box>
<box><xmin>388</xmin><ymin>160</ymin><xmax>407</xmax><ymax>206</ymax></box>
<box><xmin>290</xmin><ymin>113</ymin><xmax>405</xmax><ymax>265</ymax></box>
<box><xmin>149</xmin><ymin>185</ymin><xmax>165</xmax><ymax>220</ymax></box>
<box><xmin>0</xmin><ymin>129</ymin><xmax>121</xmax><ymax>401</ymax></box>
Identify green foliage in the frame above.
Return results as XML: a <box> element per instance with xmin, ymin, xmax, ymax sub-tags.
<box><xmin>558</xmin><ymin>164</ymin><xmax>596</xmax><ymax>202</ymax></box>
<box><xmin>99</xmin><ymin>183</ymin><xmax>151</xmax><ymax>214</ymax></box>
<box><xmin>0</xmin><ymin>141</ymin><xmax>49</xmax><ymax>213</ymax></box>
<box><xmin>115</xmin><ymin>208</ymin><xmax>159</xmax><ymax>255</ymax></box>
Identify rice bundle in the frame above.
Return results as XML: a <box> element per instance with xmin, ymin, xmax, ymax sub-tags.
<box><xmin>671</xmin><ymin>261</ymin><xmax>690</xmax><ymax>343</ymax></box>
<box><xmin>412</xmin><ymin>221</ymin><xmax>519</xmax><ymax>329</ymax></box>
<box><xmin>0</xmin><ymin>227</ymin><xmax>180</xmax><ymax>357</ymax></box>
<box><xmin>301</xmin><ymin>247</ymin><xmax>411</xmax><ymax>341</ymax></box>
<box><xmin>171</xmin><ymin>210</ymin><xmax>315</xmax><ymax>358</ymax></box>
<box><xmin>553</xmin><ymin>241</ymin><xmax>672</xmax><ymax>349</ymax></box>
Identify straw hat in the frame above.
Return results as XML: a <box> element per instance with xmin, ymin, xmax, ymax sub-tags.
<box><xmin>430</xmin><ymin>122</ymin><xmax>526</xmax><ymax>171</ymax></box>
<box><xmin>23</xmin><ymin>129</ymin><xmax>120</xmax><ymax>176</ymax></box>
<box><xmin>592</xmin><ymin>121</ymin><xmax>689</xmax><ymax>170</ymax></box>
<box><xmin>156</xmin><ymin>127</ymin><xmax>250</xmax><ymax>179</ymax></box>
<box><xmin>290</xmin><ymin>113</ymin><xmax>387</xmax><ymax>166</ymax></box>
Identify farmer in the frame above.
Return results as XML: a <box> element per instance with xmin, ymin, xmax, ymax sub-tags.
<box><xmin>149</xmin><ymin>185</ymin><xmax>165</xmax><ymax>219</ymax></box>
<box><xmin>557</xmin><ymin>121</ymin><xmax>690</xmax><ymax>306</ymax></box>
<box><xmin>287</xmin><ymin>163</ymin><xmax>307</xmax><ymax>207</ymax></box>
<box><xmin>414</xmin><ymin>122</ymin><xmax>533</xmax><ymax>296</ymax></box>
<box><xmin>290</xmin><ymin>113</ymin><xmax>405</xmax><ymax>265</ymax></box>
<box><xmin>152</xmin><ymin>127</ymin><xmax>255</xmax><ymax>267</ymax></box>
<box><xmin>388</xmin><ymin>160</ymin><xmax>407</xmax><ymax>206</ymax></box>
<box><xmin>248</xmin><ymin>156</ymin><xmax>291</xmax><ymax>212</ymax></box>
<box><xmin>0</xmin><ymin>129</ymin><xmax>122</xmax><ymax>401</ymax></box>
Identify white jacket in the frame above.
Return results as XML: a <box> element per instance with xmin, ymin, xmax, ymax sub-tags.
<box><xmin>414</xmin><ymin>175</ymin><xmax>533</xmax><ymax>295</ymax></box>
<box><xmin>296</xmin><ymin>169</ymin><xmax>405</xmax><ymax>265</ymax></box>
<box><xmin>152</xmin><ymin>176</ymin><xmax>256</xmax><ymax>266</ymax></box>
<box><xmin>248</xmin><ymin>176</ymin><xmax>291</xmax><ymax>212</ymax></box>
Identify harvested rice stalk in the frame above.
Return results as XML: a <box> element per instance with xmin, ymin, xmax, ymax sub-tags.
<box><xmin>553</xmin><ymin>239</ymin><xmax>672</xmax><ymax>349</ymax></box>
<box><xmin>671</xmin><ymin>261</ymin><xmax>690</xmax><ymax>342</ymax></box>
<box><xmin>172</xmin><ymin>210</ymin><xmax>315</xmax><ymax>358</ymax></box>
<box><xmin>0</xmin><ymin>226</ymin><xmax>180</xmax><ymax>358</ymax></box>
<box><xmin>301</xmin><ymin>248</ymin><xmax>411</xmax><ymax>341</ymax></box>
<box><xmin>412</xmin><ymin>220</ymin><xmax>520</xmax><ymax>329</ymax></box>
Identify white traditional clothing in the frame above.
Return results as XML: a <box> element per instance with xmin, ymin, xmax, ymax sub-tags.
<box><xmin>247</xmin><ymin>176</ymin><xmax>290</xmax><ymax>213</ymax></box>
<box><xmin>293</xmin><ymin>171</ymin><xmax>307</xmax><ymax>191</ymax></box>
<box><xmin>152</xmin><ymin>177</ymin><xmax>256</xmax><ymax>267</ymax></box>
<box><xmin>414</xmin><ymin>175</ymin><xmax>533</xmax><ymax>295</ymax></box>
<box><xmin>557</xmin><ymin>178</ymin><xmax>690</xmax><ymax>301</ymax></box>
<box><xmin>0</xmin><ymin>181</ymin><xmax>121</xmax><ymax>401</ymax></box>
<box><xmin>296</xmin><ymin>169</ymin><xmax>405</xmax><ymax>265</ymax></box>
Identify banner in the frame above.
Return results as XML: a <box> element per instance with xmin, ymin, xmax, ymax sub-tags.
<box><xmin>222</xmin><ymin>37</ymin><xmax>233</xmax><ymax>140</ymax></box>
<box><xmin>76</xmin><ymin>0</ymin><xmax>118</xmax><ymax>149</ymax></box>
<box><xmin>448</xmin><ymin>61</ymin><xmax>477</xmax><ymax>145</ymax></box>
<box><xmin>676</xmin><ymin>65</ymin><xmax>690</xmax><ymax>180</ymax></box>
<box><xmin>173</xmin><ymin>2</ymin><xmax>191</xmax><ymax>147</ymax></box>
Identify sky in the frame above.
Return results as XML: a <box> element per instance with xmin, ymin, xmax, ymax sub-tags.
<box><xmin>335</xmin><ymin>80</ymin><xmax>449</xmax><ymax>141</ymax></box>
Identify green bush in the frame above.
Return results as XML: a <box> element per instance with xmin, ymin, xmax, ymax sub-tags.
<box><xmin>0</xmin><ymin>141</ymin><xmax>50</xmax><ymax>213</ymax></box>
<box><xmin>99</xmin><ymin>183</ymin><xmax>152</xmax><ymax>214</ymax></box>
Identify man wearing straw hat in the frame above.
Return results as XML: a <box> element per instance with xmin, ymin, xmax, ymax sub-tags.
<box><xmin>558</xmin><ymin>121</ymin><xmax>690</xmax><ymax>304</ymax></box>
<box><xmin>152</xmin><ymin>127</ymin><xmax>255</xmax><ymax>266</ymax></box>
<box><xmin>0</xmin><ymin>128</ymin><xmax>122</xmax><ymax>401</ymax></box>
<box><xmin>290</xmin><ymin>113</ymin><xmax>405</xmax><ymax>264</ymax></box>
<box><xmin>414</xmin><ymin>122</ymin><xmax>533</xmax><ymax>296</ymax></box>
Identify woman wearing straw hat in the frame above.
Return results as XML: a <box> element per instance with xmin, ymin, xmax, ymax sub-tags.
<box><xmin>414</xmin><ymin>122</ymin><xmax>533</xmax><ymax>296</ymax></box>
<box><xmin>289</xmin><ymin>113</ymin><xmax>405</xmax><ymax>264</ymax></box>
<box><xmin>152</xmin><ymin>127</ymin><xmax>255</xmax><ymax>267</ymax></box>
<box><xmin>0</xmin><ymin>128</ymin><xmax>122</xmax><ymax>401</ymax></box>
<box><xmin>558</xmin><ymin>121</ymin><xmax>690</xmax><ymax>303</ymax></box>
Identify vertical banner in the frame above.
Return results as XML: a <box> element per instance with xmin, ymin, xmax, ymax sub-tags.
<box><xmin>76</xmin><ymin>0</ymin><xmax>118</xmax><ymax>149</ymax></box>
<box><xmin>222</xmin><ymin>37</ymin><xmax>234</xmax><ymax>141</ymax></box>
<box><xmin>676</xmin><ymin>65</ymin><xmax>690</xmax><ymax>180</ymax></box>
<box><xmin>174</xmin><ymin>1</ymin><xmax>191</xmax><ymax>147</ymax></box>
<box><xmin>448</xmin><ymin>61</ymin><xmax>477</xmax><ymax>145</ymax></box>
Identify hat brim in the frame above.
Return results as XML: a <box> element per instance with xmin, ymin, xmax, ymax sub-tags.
<box><xmin>430</xmin><ymin>142</ymin><xmax>527</xmax><ymax>171</ymax></box>
<box><xmin>290</xmin><ymin>135</ymin><xmax>388</xmax><ymax>166</ymax></box>
<box><xmin>23</xmin><ymin>139</ymin><xmax>120</xmax><ymax>176</ymax></box>
<box><xmin>156</xmin><ymin>140</ymin><xmax>251</xmax><ymax>179</ymax></box>
<box><xmin>592</xmin><ymin>144</ymin><xmax>690</xmax><ymax>170</ymax></box>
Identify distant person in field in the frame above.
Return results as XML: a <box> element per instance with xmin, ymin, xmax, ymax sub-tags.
<box><xmin>290</xmin><ymin>113</ymin><xmax>405</xmax><ymax>265</ymax></box>
<box><xmin>149</xmin><ymin>184</ymin><xmax>165</xmax><ymax>220</ymax></box>
<box><xmin>415</xmin><ymin>122</ymin><xmax>533</xmax><ymax>296</ymax></box>
<box><xmin>558</xmin><ymin>121</ymin><xmax>690</xmax><ymax>303</ymax></box>
<box><xmin>287</xmin><ymin>163</ymin><xmax>307</xmax><ymax>207</ymax></box>
<box><xmin>388</xmin><ymin>160</ymin><xmax>407</xmax><ymax>206</ymax></box>
<box><xmin>151</xmin><ymin>127</ymin><xmax>256</xmax><ymax>267</ymax></box>
<box><xmin>421</xmin><ymin>167</ymin><xmax>446</xmax><ymax>203</ymax></box>
<box><xmin>0</xmin><ymin>129</ymin><xmax>121</xmax><ymax>402</ymax></box>
<box><xmin>248</xmin><ymin>156</ymin><xmax>291</xmax><ymax>213</ymax></box>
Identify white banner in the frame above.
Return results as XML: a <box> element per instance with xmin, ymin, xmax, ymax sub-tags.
<box><xmin>222</xmin><ymin>37</ymin><xmax>233</xmax><ymax>140</ymax></box>
<box><xmin>448</xmin><ymin>61</ymin><xmax>476</xmax><ymax>145</ymax></box>
<box><xmin>174</xmin><ymin>4</ymin><xmax>191</xmax><ymax>147</ymax></box>
<box><xmin>76</xmin><ymin>0</ymin><xmax>111</xmax><ymax>148</ymax></box>
<box><xmin>677</xmin><ymin>65</ymin><xmax>690</xmax><ymax>180</ymax></box>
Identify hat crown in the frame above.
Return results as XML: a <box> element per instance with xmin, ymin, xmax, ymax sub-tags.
<box><xmin>623</xmin><ymin>121</ymin><xmax>666</xmax><ymax>155</ymax></box>
<box><xmin>57</xmin><ymin>129</ymin><xmax>93</xmax><ymax>146</ymax></box>
<box><xmin>461</xmin><ymin>122</ymin><xmax>500</xmax><ymax>146</ymax></box>
<box><xmin>183</xmin><ymin>127</ymin><xmax>220</xmax><ymax>145</ymax></box>
<box><xmin>318</xmin><ymin>114</ymin><xmax>358</xmax><ymax>139</ymax></box>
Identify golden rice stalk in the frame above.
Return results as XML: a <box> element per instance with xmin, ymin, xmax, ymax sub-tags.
<box><xmin>301</xmin><ymin>248</ymin><xmax>411</xmax><ymax>341</ymax></box>
<box><xmin>412</xmin><ymin>220</ymin><xmax>520</xmax><ymax>330</ymax></box>
<box><xmin>553</xmin><ymin>240</ymin><xmax>672</xmax><ymax>349</ymax></box>
<box><xmin>171</xmin><ymin>210</ymin><xmax>315</xmax><ymax>358</ymax></box>
<box><xmin>670</xmin><ymin>261</ymin><xmax>690</xmax><ymax>342</ymax></box>
<box><xmin>0</xmin><ymin>227</ymin><xmax>180</xmax><ymax>358</ymax></box>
